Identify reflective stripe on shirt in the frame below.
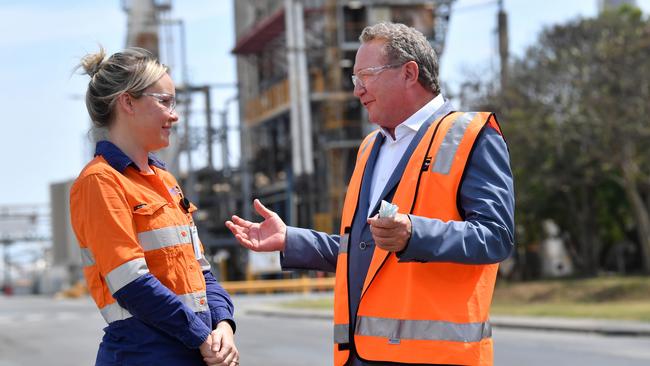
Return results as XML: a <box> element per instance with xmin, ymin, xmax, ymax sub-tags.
<box><xmin>178</xmin><ymin>291</ymin><xmax>210</xmax><ymax>313</ymax></box>
<box><xmin>197</xmin><ymin>255</ymin><xmax>212</xmax><ymax>271</ymax></box>
<box><xmin>80</xmin><ymin>247</ymin><xmax>95</xmax><ymax>267</ymax></box>
<box><xmin>100</xmin><ymin>302</ymin><xmax>133</xmax><ymax>323</ymax></box>
<box><xmin>99</xmin><ymin>289</ymin><xmax>211</xmax><ymax>324</ymax></box>
<box><xmin>137</xmin><ymin>225</ymin><xmax>193</xmax><ymax>251</ymax></box>
<box><xmin>105</xmin><ymin>257</ymin><xmax>149</xmax><ymax>294</ymax></box>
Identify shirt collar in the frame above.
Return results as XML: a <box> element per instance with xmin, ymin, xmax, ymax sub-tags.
<box><xmin>379</xmin><ymin>93</ymin><xmax>446</xmax><ymax>141</ymax></box>
<box><xmin>95</xmin><ymin>140</ymin><xmax>166</xmax><ymax>173</ymax></box>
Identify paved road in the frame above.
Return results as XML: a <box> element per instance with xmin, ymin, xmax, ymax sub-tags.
<box><xmin>2</xmin><ymin>294</ymin><xmax>650</xmax><ymax>365</ymax></box>
<box><xmin>0</xmin><ymin>296</ymin><xmax>103</xmax><ymax>366</ymax></box>
<box><xmin>493</xmin><ymin>327</ymin><xmax>650</xmax><ymax>366</ymax></box>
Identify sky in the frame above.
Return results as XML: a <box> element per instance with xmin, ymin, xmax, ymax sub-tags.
<box><xmin>1</xmin><ymin>0</ymin><xmax>649</xmax><ymax>208</ymax></box>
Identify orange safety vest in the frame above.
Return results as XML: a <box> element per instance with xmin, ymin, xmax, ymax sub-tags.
<box><xmin>70</xmin><ymin>157</ymin><xmax>210</xmax><ymax>324</ymax></box>
<box><xmin>334</xmin><ymin>112</ymin><xmax>503</xmax><ymax>366</ymax></box>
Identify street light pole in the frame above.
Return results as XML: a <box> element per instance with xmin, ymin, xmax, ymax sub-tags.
<box><xmin>2</xmin><ymin>240</ymin><xmax>12</xmax><ymax>295</ymax></box>
<box><xmin>218</xmin><ymin>95</ymin><xmax>239</xmax><ymax>177</ymax></box>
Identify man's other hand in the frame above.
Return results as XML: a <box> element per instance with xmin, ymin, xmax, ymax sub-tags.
<box><xmin>367</xmin><ymin>213</ymin><xmax>412</xmax><ymax>252</ymax></box>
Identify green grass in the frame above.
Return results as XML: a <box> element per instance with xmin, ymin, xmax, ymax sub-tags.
<box><xmin>492</xmin><ymin>276</ymin><xmax>650</xmax><ymax>303</ymax></box>
<box><xmin>490</xmin><ymin>275</ymin><xmax>650</xmax><ymax>321</ymax></box>
<box><xmin>491</xmin><ymin>302</ymin><xmax>650</xmax><ymax>321</ymax></box>
<box><xmin>279</xmin><ymin>276</ymin><xmax>650</xmax><ymax>321</ymax></box>
<box><xmin>280</xmin><ymin>298</ymin><xmax>334</xmax><ymax>310</ymax></box>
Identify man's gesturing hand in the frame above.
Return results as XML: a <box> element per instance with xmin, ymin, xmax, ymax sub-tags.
<box><xmin>225</xmin><ymin>199</ymin><xmax>287</xmax><ymax>252</ymax></box>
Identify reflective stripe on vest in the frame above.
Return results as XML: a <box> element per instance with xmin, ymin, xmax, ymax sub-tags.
<box><xmin>80</xmin><ymin>247</ymin><xmax>95</xmax><ymax>267</ymax></box>
<box><xmin>356</xmin><ymin>316</ymin><xmax>492</xmax><ymax>343</ymax></box>
<box><xmin>432</xmin><ymin>112</ymin><xmax>477</xmax><ymax>174</ymax></box>
<box><xmin>99</xmin><ymin>290</ymin><xmax>210</xmax><ymax>324</ymax></box>
<box><xmin>138</xmin><ymin>225</ymin><xmax>192</xmax><ymax>251</ymax></box>
<box><xmin>105</xmin><ymin>257</ymin><xmax>149</xmax><ymax>294</ymax></box>
<box><xmin>339</xmin><ymin>234</ymin><xmax>349</xmax><ymax>254</ymax></box>
<box><xmin>334</xmin><ymin>323</ymin><xmax>349</xmax><ymax>344</ymax></box>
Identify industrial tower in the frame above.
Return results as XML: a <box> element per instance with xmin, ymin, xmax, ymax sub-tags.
<box><xmin>231</xmin><ymin>0</ymin><xmax>454</xmax><ymax>278</ymax></box>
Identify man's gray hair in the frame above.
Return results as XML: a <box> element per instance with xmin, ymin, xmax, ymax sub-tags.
<box><xmin>359</xmin><ymin>22</ymin><xmax>440</xmax><ymax>95</ymax></box>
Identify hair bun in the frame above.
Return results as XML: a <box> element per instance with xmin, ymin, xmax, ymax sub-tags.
<box><xmin>79</xmin><ymin>47</ymin><xmax>107</xmax><ymax>77</ymax></box>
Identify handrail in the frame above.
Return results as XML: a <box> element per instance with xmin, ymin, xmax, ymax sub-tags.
<box><xmin>221</xmin><ymin>276</ymin><xmax>335</xmax><ymax>294</ymax></box>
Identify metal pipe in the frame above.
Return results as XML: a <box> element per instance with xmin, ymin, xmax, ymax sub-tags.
<box><xmin>285</xmin><ymin>0</ymin><xmax>303</xmax><ymax>178</ymax></box>
<box><xmin>219</xmin><ymin>95</ymin><xmax>239</xmax><ymax>177</ymax></box>
<box><xmin>205</xmin><ymin>87</ymin><xmax>214</xmax><ymax>169</ymax></box>
<box><xmin>240</xmin><ymin>116</ymin><xmax>252</xmax><ymax>221</ymax></box>
<box><xmin>219</xmin><ymin>109</ymin><xmax>229</xmax><ymax>175</ymax></box>
<box><xmin>294</xmin><ymin>0</ymin><xmax>314</xmax><ymax>175</ymax></box>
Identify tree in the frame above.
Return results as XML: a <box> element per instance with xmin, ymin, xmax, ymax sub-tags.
<box><xmin>466</xmin><ymin>6</ymin><xmax>650</xmax><ymax>274</ymax></box>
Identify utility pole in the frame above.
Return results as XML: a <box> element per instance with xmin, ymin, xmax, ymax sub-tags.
<box><xmin>497</xmin><ymin>0</ymin><xmax>509</xmax><ymax>91</ymax></box>
<box><xmin>218</xmin><ymin>95</ymin><xmax>239</xmax><ymax>177</ymax></box>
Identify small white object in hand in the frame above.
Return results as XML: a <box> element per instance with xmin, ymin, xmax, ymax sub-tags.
<box><xmin>379</xmin><ymin>200</ymin><xmax>398</xmax><ymax>219</ymax></box>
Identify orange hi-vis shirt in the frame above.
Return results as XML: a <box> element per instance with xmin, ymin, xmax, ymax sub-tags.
<box><xmin>70</xmin><ymin>141</ymin><xmax>232</xmax><ymax>353</ymax></box>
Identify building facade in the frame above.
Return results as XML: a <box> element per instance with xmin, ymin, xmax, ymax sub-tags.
<box><xmin>232</xmin><ymin>0</ymin><xmax>453</xmax><ymax>239</ymax></box>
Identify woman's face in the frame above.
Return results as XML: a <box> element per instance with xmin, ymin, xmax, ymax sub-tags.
<box><xmin>130</xmin><ymin>73</ymin><xmax>178</xmax><ymax>152</ymax></box>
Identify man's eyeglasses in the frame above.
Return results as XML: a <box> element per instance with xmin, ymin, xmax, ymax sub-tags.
<box><xmin>351</xmin><ymin>63</ymin><xmax>403</xmax><ymax>89</ymax></box>
<box><xmin>142</xmin><ymin>92</ymin><xmax>176</xmax><ymax>113</ymax></box>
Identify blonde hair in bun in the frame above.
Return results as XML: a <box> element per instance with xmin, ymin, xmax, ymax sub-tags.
<box><xmin>76</xmin><ymin>46</ymin><xmax>168</xmax><ymax>131</ymax></box>
<box><xmin>78</xmin><ymin>46</ymin><xmax>107</xmax><ymax>78</ymax></box>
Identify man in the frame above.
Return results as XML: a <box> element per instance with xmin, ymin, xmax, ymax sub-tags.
<box><xmin>226</xmin><ymin>22</ymin><xmax>514</xmax><ymax>366</ymax></box>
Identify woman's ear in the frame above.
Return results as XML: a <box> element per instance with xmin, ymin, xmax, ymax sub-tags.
<box><xmin>116</xmin><ymin>93</ymin><xmax>136</xmax><ymax>115</ymax></box>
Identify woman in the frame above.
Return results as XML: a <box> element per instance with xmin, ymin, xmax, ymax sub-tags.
<box><xmin>70</xmin><ymin>47</ymin><xmax>239</xmax><ymax>366</ymax></box>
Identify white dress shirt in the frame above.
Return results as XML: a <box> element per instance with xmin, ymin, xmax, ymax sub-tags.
<box><xmin>367</xmin><ymin>94</ymin><xmax>445</xmax><ymax>216</ymax></box>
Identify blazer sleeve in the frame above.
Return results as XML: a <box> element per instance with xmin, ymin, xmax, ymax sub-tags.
<box><xmin>280</xmin><ymin>226</ymin><xmax>340</xmax><ymax>272</ymax></box>
<box><xmin>397</xmin><ymin>126</ymin><xmax>515</xmax><ymax>264</ymax></box>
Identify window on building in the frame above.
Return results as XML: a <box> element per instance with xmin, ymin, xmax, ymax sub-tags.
<box><xmin>343</xmin><ymin>4</ymin><xmax>367</xmax><ymax>42</ymax></box>
<box><xmin>341</xmin><ymin>51</ymin><xmax>356</xmax><ymax>91</ymax></box>
<box><xmin>390</xmin><ymin>5</ymin><xmax>435</xmax><ymax>39</ymax></box>
<box><xmin>256</xmin><ymin>37</ymin><xmax>288</xmax><ymax>91</ymax></box>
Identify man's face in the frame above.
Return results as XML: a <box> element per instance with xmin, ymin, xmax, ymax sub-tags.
<box><xmin>353</xmin><ymin>40</ymin><xmax>405</xmax><ymax>129</ymax></box>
